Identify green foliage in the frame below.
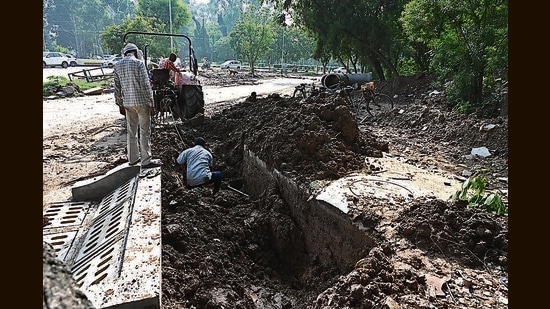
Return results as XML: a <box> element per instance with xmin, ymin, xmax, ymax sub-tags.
<box><xmin>101</xmin><ymin>16</ymin><xmax>170</xmax><ymax>59</ymax></box>
<box><xmin>451</xmin><ymin>175</ymin><xmax>508</xmax><ymax>216</ymax></box>
<box><xmin>271</xmin><ymin>24</ymin><xmax>317</xmax><ymax>64</ymax></box>
<box><xmin>452</xmin><ymin>99</ymin><xmax>473</xmax><ymax>114</ymax></box>
<box><xmin>45</xmin><ymin>0</ymin><xmax>508</xmax><ymax>109</ymax></box>
<box><xmin>289</xmin><ymin>0</ymin><xmax>405</xmax><ymax>79</ymax></box>
<box><xmin>136</xmin><ymin>0</ymin><xmax>191</xmax><ymax>34</ymax></box>
<box><xmin>72</xmin><ymin>78</ymin><xmax>112</xmax><ymax>91</ymax></box>
<box><xmin>396</xmin><ymin>57</ymin><xmax>421</xmax><ymax>77</ymax></box>
<box><xmin>43</xmin><ymin>0</ymin><xmax>128</xmax><ymax>57</ymax></box>
<box><xmin>229</xmin><ymin>6</ymin><xmax>275</xmax><ymax>73</ymax></box>
<box><xmin>193</xmin><ymin>15</ymin><xmax>212</xmax><ymax>60</ymax></box>
<box><xmin>401</xmin><ymin>0</ymin><xmax>508</xmax><ymax>110</ymax></box>
<box><xmin>43</xmin><ymin>76</ymin><xmax>70</xmax><ymax>95</ymax></box>
<box><xmin>213</xmin><ymin>36</ymin><xmax>234</xmax><ymax>61</ymax></box>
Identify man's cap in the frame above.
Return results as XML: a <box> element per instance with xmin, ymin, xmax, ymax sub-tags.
<box><xmin>123</xmin><ymin>43</ymin><xmax>138</xmax><ymax>54</ymax></box>
<box><xmin>194</xmin><ymin>137</ymin><xmax>206</xmax><ymax>146</ymax></box>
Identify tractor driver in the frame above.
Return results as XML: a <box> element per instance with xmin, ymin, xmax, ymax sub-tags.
<box><xmin>159</xmin><ymin>52</ymin><xmax>187</xmax><ymax>91</ymax></box>
<box><xmin>159</xmin><ymin>53</ymin><xmax>181</xmax><ymax>80</ymax></box>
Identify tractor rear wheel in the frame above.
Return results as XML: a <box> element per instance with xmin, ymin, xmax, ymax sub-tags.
<box><xmin>180</xmin><ymin>85</ymin><xmax>205</xmax><ymax>119</ymax></box>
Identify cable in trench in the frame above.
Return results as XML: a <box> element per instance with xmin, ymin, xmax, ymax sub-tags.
<box><xmin>168</xmin><ymin>106</ymin><xmax>186</xmax><ymax>149</ymax></box>
<box><xmin>348</xmin><ymin>178</ymin><xmax>414</xmax><ymax>197</ymax></box>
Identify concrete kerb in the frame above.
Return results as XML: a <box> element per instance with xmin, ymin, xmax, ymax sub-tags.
<box><xmin>71</xmin><ymin>164</ymin><xmax>141</xmax><ymax>202</ymax></box>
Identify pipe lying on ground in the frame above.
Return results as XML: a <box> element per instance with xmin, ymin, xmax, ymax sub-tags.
<box><xmin>321</xmin><ymin>72</ymin><xmax>373</xmax><ymax>89</ymax></box>
<box><xmin>228</xmin><ymin>185</ymin><xmax>250</xmax><ymax>197</ymax></box>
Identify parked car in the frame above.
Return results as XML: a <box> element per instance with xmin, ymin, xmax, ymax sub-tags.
<box><xmin>220</xmin><ymin>60</ymin><xmax>241</xmax><ymax>70</ymax></box>
<box><xmin>43</xmin><ymin>52</ymin><xmax>70</xmax><ymax>68</ymax></box>
<box><xmin>332</xmin><ymin>66</ymin><xmax>347</xmax><ymax>74</ymax></box>
<box><xmin>102</xmin><ymin>55</ymin><xmax>123</xmax><ymax>68</ymax></box>
<box><xmin>64</xmin><ymin>54</ymin><xmax>78</xmax><ymax>67</ymax></box>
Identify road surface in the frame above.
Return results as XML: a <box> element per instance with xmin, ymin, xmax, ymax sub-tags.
<box><xmin>43</xmin><ymin>68</ymin><xmax>316</xmax><ymax>137</ymax></box>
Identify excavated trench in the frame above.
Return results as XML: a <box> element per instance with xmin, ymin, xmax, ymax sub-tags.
<box><xmin>43</xmin><ymin>90</ymin><xmax>467</xmax><ymax>308</ymax></box>
<box><xmin>241</xmin><ymin>144</ymin><xmax>376</xmax><ymax>273</ymax></box>
<box><xmin>153</xmin><ymin>88</ymin><xmax>468</xmax><ymax>307</ymax></box>
<box><xmin>157</xmin><ymin>119</ymin><xmax>461</xmax><ymax>308</ymax></box>
<box><xmin>43</xmin><ymin>144</ymin><xmax>381</xmax><ymax>308</ymax></box>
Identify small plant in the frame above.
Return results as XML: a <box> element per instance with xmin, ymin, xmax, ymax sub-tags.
<box><xmin>451</xmin><ymin>174</ymin><xmax>508</xmax><ymax>215</ymax></box>
<box><xmin>452</xmin><ymin>99</ymin><xmax>473</xmax><ymax>114</ymax></box>
<box><xmin>43</xmin><ymin>76</ymin><xmax>70</xmax><ymax>96</ymax></box>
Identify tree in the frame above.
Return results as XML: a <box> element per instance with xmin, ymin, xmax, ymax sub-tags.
<box><xmin>400</xmin><ymin>0</ymin><xmax>508</xmax><ymax>109</ymax></box>
<box><xmin>213</xmin><ymin>0</ymin><xmax>246</xmax><ymax>37</ymax></box>
<box><xmin>193</xmin><ymin>16</ymin><xmax>212</xmax><ymax>61</ymax></box>
<box><xmin>272</xmin><ymin>24</ymin><xmax>316</xmax><ymax>66</ymax></box>
<box><xmin>213</xmin><ymin>35</ymin><xmax>234</xmax><ymax>62</ymax></box>
<box><xmin>134</xmin><ymin>0</ymin><xmax>192</xmax><ymax>55</ymax></box>
<box><xmin>99</xmin><ymin>0</ymin><xmax>197</xmax><ymax>60</ymax></box>
<box><xmin>136</xmin><ymin>0</ymin><xmax>191</xmax><ymax>34</ymax></box>
<box><xmin>313</xmin><ymin>37</ymin><xmax>333</xmax><ymax>74</ymax></box>
<box><xmin>275</xmin><ymin>0</ymin><xmax>406</xmax><ymax>80</ymax></box>
<box><xmin>43</xmin><ymin>0</ymin><xmax>116</xmax><ymax>57</ymax></box>
<box><xmin>229</xmin><ymin>6</ymin><xmax>275</xmax><ymax>75</ymax></box>
<box><xmin>100</xmin><ymin>16</ymin><xmax>167</xmax><ymax>59</ymax></box>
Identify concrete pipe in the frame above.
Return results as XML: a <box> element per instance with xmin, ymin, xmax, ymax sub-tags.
<box><xmin>322</xmin><ymin>72</ymin><xmax>373</xmax><ymax>89</ymax></box>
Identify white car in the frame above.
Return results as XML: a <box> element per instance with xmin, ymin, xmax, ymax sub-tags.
<box><xmin>332</xmin><ymin>67</ymin><xmax>347</xmax><ymax>74</ymax></box>
<box><xmin>220</xmin><ymin>60</ymin><xmax>241</xmax><ymax>70</ymax></box>
<box><xmin>102</xmin><ymin>55</ymin><xmax>123</xmax><ymax>68</ymax></box>
<box><xmin>64</xmin><ymin>54</ymin><xmax>78</xmax><ymax>67</ymax></box>
<box><xmin>43</xmin><ymin>52</ymin><xmax>71</xmax><ymax>68</ymax></box>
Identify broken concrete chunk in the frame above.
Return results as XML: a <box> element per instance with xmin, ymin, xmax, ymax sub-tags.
<box><xmin>479</xmin><ymin>124</ymin><xmax>497</xmax><ymax>131</ymax></box>
<box><xmin>471</xmin><ymin>147</ymin><xmax>491</xmax><ymax>158</ymax></box>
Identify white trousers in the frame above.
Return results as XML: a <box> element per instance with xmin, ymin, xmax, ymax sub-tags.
<box><xmin>124</xmin><ymin>105</ymin><xmax>152</xmax><ymax>165</ymax></box>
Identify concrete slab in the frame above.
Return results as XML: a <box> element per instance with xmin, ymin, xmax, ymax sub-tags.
<box><xmin>315</xmin><ymin>155</ymin><xmax>462</xmax><ymax>213</ymax></box>
<box><xmin>44</xmin><ymin>164</ymin><xmax>162</xmax><ymax>309</ymax></box>
<box><xmin>71</xmin><ymin>164</ymin><xmax>140</xmax><ymax>202</ymax></box>
<box><xmin>83</xmin><ymin>167</ymin><xmax>162</xmax><ymax>308</ymax></box>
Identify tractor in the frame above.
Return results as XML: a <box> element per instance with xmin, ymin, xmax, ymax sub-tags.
<box><xmin>122</xmin><ymin>31</ymin><xmax>205</xmax><ymax>124</ymax></box>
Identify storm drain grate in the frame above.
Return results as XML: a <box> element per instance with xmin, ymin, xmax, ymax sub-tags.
<box><xmin>43</xmin><ymin>177</ymin><xmax>139</xmax><ymax>288</ymax></box>
<box><xmin>43</xmin><ymin>201</ymin><xmax>95</xmax><ymax>261</ymax></box>
<box><xmin>44</xmin><ymin>165</ymin><xmax>162</xmax><ymax>309</ymax></box>
<box><xmin>70</xmin><ymin>177</ymin><xmax>138</xmax><ymax>288</ymax></box>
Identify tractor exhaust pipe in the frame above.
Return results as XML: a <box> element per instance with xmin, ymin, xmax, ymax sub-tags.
<box><xmin>321</xmin><ymin>72</ymin><xmax>373</xmax><ymax>89</ymax></box>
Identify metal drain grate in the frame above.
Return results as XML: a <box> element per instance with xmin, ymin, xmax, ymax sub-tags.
<box><xmin>70</xmin><ymin>177</ymin><xmax>138</xmax><ymax>288</ymax></box>
<box><xmin>43</xmin><ymin>165</ymin><xmax>162</xmax><ymax>309</ymax></box>
<box><xmin>43</xmin><ymin>201</ymin><xmax>95</xmax><ymax>261</ymax></box>
<box><xmin>43</xmin><ymin>177</ymin><xmax>138</xmax><ymax>288</ymax></box>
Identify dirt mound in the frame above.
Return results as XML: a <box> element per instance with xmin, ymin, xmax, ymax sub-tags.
<box><xmin>149</xmin><ymin>73</ymin><xmax>508</xmax><ymax>308</ymax></box>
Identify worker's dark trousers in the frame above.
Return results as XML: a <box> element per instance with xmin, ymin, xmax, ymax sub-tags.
<box><xmin>211</xmin><ymin>171</ymin><xmax>223</xmax><ymax>193</ymax></box>
<box><xmin>186</xmin><ymin>171</ymin><xmax>224</xmax><ymax>193</ymax></box>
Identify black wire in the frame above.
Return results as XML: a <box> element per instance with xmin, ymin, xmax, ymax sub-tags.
<box><xmin>349</xmin><ymin>178</ymin><xmax>414</xmax><ymax>196</ymax></box>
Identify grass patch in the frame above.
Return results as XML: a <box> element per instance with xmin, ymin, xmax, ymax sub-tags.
<box><xmin>43</xmin><ymin>75</ymin><xmax>113</xmax><ymax>97</ymax></box>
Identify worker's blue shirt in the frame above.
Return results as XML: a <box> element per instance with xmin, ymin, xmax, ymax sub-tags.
<box><xmin>176</xmin><ymin>145</ymin><xmax>213</xmax><ymax>186</ymax></box>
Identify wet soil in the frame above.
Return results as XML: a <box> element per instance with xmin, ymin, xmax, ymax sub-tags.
<box><xmin>43</xmin><ymin>70</ymin><xmax>508</xmax><ymax>308</ymax></box>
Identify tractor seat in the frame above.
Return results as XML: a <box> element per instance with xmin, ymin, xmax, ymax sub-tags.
<box><xmin>151</xmin><ymin>69</ymin><xmax>170</xmax><ymax>88</ymax></box>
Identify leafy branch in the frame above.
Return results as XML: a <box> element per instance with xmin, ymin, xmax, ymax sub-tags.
<box><xmin>451</xmin><ymin>174</ymin><xmax>508</xmax><ymax>216</ymax></box>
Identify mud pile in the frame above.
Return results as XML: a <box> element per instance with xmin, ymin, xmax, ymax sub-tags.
<box><xmin>150</xmin><ymin>74</ymin><xmax>508</xmax><ymax>308</ymax></box>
